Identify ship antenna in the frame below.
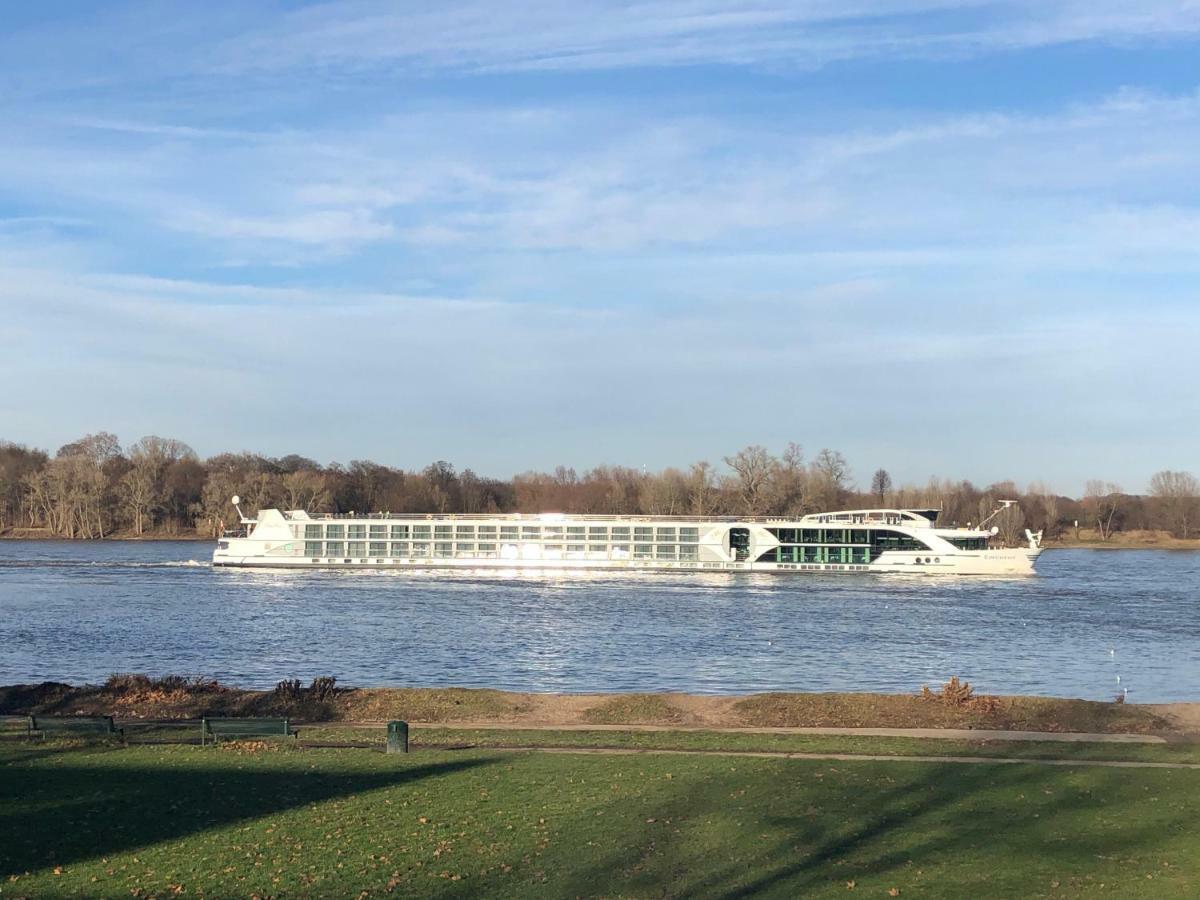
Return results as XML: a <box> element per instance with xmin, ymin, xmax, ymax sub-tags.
<box><xmin>231</xmin><ymin>495</ymin><xmax>251</xmax><ymax>524</ymax></box>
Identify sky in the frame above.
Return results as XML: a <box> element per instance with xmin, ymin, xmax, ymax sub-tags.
<box><xmin>1</xmin><ymin>1</ymin><xmax>1198</xmax><ymax>496</ymax></box>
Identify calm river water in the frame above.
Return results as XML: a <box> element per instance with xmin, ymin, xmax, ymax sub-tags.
<box><xmin>1</xmin><ymin>541</ymin><xmax>1197</xmax><ymax>701</ymax></box>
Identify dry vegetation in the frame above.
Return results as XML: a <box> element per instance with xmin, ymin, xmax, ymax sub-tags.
<box><xmin>0</xmin><ymin>676</ymin><xmax>1182</xmax><ymax>736</ymax></box>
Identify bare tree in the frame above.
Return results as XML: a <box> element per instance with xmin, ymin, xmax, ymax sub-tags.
<box><xmin>723</xmin><ymin>445</ymin><xmax>775</xmax><ymax>515</ymax></box>
<box><xmin>810</xmin><ymin>448</ymin><xmax>851</xmax><ymax>510</ymax></box>
<box><xmin>1083</xmin><ymin>480</ymin><xmax>1123</xmax><ymax>540</ymax></box>
<box><xmin>769</xmin><ymin>442</ymin><xmax>809</xmax><ymax>516</ymax></box>
<box><xmin>281</xmin><ymin>469</ymin><xmax>330</xmax><ymax>512</ymax></box>
<box><xmin>120</xmin><ymin>465</ymin><xmax>157</xmax><ymax>535</ymax></box>
<box><xmin>870</xmin><ymin>468</ymin><xmax>893</xmax><ymax>504</ymax></box>
<box><xmin>1149</xmin><ymin>470</ymin><xmax>1199</xmax><ymax>539</ymax></box>
<box><xmin>687</xmin><ymin>461</ymin><xmax>717</xmax><ymax>515</ymax></box>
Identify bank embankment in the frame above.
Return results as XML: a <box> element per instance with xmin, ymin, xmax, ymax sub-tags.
<box><xmin>3</xmin><ymin>676</ymin><xmax>1196</xmax><ymax>737</ymax></box>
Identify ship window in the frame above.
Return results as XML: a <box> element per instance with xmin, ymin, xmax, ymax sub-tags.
<box><xmin>411</xmin><ymin>542</ymin><xmax>429</xmax><ymax>556</ymax></box>
<box><xmin>851</xmin><ymin>530</ymin><xmax>869</xmax><ymax>544</ymax></box>
<box><xmin>325</xmin><ymin>541</ymin><xmax>344</xmax><ymax>556</ymax></box>
<box><xmin>522</xmin><ymin>527</ymin><xmax>541</xmax><ymax>538</ymax></box>
<box><xmin>757</xmin><ymin>548</ymin><xmax>779</xmax><ymax>563</ymax></box>
<box><xmin>778</xmin><ymin>546</ymin><xmax>797</xmax><ymax>563</ymax></box>
<box><xmin>326</xmin><ymin>524</ymin><xmax>345</xmax><ymax>539</ymax></box>
<box><xmin>411</xmin><ymin>525</ymin><xmax>431</xmax><ymax>539</ymax></box>
<box><xmin>456</xmin><ymin>526</ymin><xmax>474</xmax><ymax>537</ymax></box>
<box><xmin>348</xmin><ymin>525</ymin><xmax>366</xmax><ymax>539</ymax></box>
<box><xmin>946</xmin><ymin>537</ymin><xmax>987</xmax><ymax>550</ymax></box>
<box><xmin>544</xmin><ymin>526</ymin><xmax>563</xmax><ymax>538</ymax></box>
<box><xmin>566</xmin><ymin>526</ymin><xmax>585</xmax><ymax>538</ymax></box>
<box><xmin>634</xmin><ymin>544</ymin><xmax>653</xmax><ymax>559</ymax></box>
<box><xmin>634</xmin><ymin>527</ymin><xmax>653</xmax><ymax>540</ymax></box>
<box><xmin>566</xmin><ymin>543</ymin><xmax>585</xmax><ymax>553</ymax></box>
<box><xmin>871</xmin><ymin>530</ymin><xmax>932</xmax><ymax>553</ymax></box>
<box><xmin>656</xmin><ymin>528</ymin><xmax>676</xmax><ymax>542</ymax></box>
<box><xmin>369</xmin><ymin>525</ymin><xmax>387</xmax><ymax>539</ymax></box>
<box><xmin>477</xmin><ymin>542</ymin><xmax>495</xmax><ymax>552</ymax></box>
<box><xmin>390</xmin><ymin>541</ymin><xmax>409</xmax><ymax>556</ymax></box>
<box><xmin>347</xmin><ymin>541</ymin><xmax>365</xmax><ymax>556</ymax></box>
<box><xmin>656</xmin><ymin>545</ymin><xmax>676</xmax><ymax>559</ymax></box>
<box><xmin>456</xmin><ymin>543</ymin><xmax>475</xmax><ymax>554</ymax></box>
<box><xmin>369</xmin><ymin>542</ymin><xmax>387</xmax><ymax>556</ymax></box>
<box><xmin>434</xmin><ymin>542</ymin><xmax>453</xmax><ymax>557</ymax></box>
<box><xmin>588</xmin><ymin>527</ymin><xmax>608</xmax><ymax>540</ymax></box>
<box><xmin>500</xmin><ymin>526</ymin><xmax>519</xmax><ymax>538</ymax></box>
<box><xmin>390</xmin><ymin>525</ymin><xmax>409</xmax><ymax>539</ymax></box>
<box><xmin>611</xmin><ymin>544</ymin><xmax>630</xmax><ymax>556</ymax></box>
<box><xmin>304</xmin><ymin>524</ymin><xmax>323</xmax><ymax>539</ymax></box>
<box><xmin>679</xmin><ymin>528</ymin><xmax>699</xmax><ymax>542</ymax></box>
<box><xmin>305</xmin><ymin>541</ymin><xmax>322</xmax><ymax>556</ymax></box>
<box><xmin>478</xmin><ymin>525</ymin><xmax>497</xmax><ymax>536</ymax></box>
<box><xmin>679</xmin><ymin>544</ymin><xmax>698</xmax><ymax>560</ymax></box>
<box><xmin>588</xmin><ymin>544</ymin><xmax>606</xmax><ymax>554</ymax></box>
<box><xmin>435</xmin><ymin>525</ymin><xmax>452</xmax><ymax>537</ymax></box>
<box><xmin>801</xmin><ymin>529</ymin><xmax>820</xmax><ymax>543</ymax></box>
<box><xmin>543</xmin><ymin>544</ymin><xmax>562</xmax><ymax>553</ymax></box>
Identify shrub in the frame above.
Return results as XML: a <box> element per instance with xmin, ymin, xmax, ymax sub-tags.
<box><xmin>308</xmin><ymin>676</ymin><xmax>338</xmax><ymax>702</ymax></box>
<box><xmin>105</xmin><ymin>673</ymin><xmax>153</xmax><ymax>691</ymax></box>
<box><xmin>274</xmin><ymin>679</ymin><xmax>303</xmax><ymax>700</ymax></box>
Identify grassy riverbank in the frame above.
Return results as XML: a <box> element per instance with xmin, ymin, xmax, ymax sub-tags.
<box><xmin>1045</xmin><ymin>529</ymin><xmax>1200</xmax><ymax>550</ymax></box>
<box><xmin>9</xmin><ymin>681</ymin><xmax>1200</xmax><ymax>744</ymax></box>
<box><xmin>3</xmin><ymin>677</ymin><xmax>1190</xmax><ymax>736</ymax></box>
<box><xmin>3</xmin><ymin>740</ymin><xmax>1198</xmax><ymax>898</ymax></box>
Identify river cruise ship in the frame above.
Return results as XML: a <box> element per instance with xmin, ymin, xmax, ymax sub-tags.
<box><xmin>213</xmin><ymin>498</ymin><xmax>1043</xmax><ymax>576</ymax></box>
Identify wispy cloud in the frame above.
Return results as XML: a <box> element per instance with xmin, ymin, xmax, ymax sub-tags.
<box><xmin>210</xmin><ymin>0</ymin><xmax>1200</xmax><ymax>75</ymax></box>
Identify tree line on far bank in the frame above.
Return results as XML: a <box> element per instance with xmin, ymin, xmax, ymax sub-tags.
<box><xmin>0</xmin><ymin>433</ymin><xmax>1196</xmax><ymax>542</ymax></box>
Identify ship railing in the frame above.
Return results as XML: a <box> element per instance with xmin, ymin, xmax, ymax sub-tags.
<box><xmin>277</xmin><ymin>510</ymin><xmax>941</xmax><ymax>525</ymax></box>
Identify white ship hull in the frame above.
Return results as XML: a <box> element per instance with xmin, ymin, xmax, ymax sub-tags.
<box><xmin>214</xmin><ymin>506</ymin><xmax>1043</xmax><ymax>576</ymax></box>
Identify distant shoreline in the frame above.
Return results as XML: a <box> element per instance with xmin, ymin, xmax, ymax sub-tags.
<box><xmin>0</xmin><ymin>529</ymin><xmax>213</xmax><ymax>542</ymax></box>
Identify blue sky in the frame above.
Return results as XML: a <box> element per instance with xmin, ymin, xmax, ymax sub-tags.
<box><xmin>1</xmin><ymin>1</ymin><xmax>1198</xmax><ymax>495</ymax></box>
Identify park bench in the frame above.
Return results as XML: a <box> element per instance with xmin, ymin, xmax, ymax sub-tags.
<box><xmin>1</xmin><ymin>715</ymin><xmax>33</xmax><ymax>739</ymax></box>
<box><xmin>29</xmin><ymin>715</ymin><xmax>124</xmax><ymax>741</ymax></box>
<box><xmin>201</xmin><ymin>717</ymin><xmax>297</xmax><ymax>745</ymax></box>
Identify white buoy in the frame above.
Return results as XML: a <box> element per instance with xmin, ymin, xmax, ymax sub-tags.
<box><xmin>1116</xmin><ymin>675</ymin><xmax>1121</xmax><ymax>684</ymax></box>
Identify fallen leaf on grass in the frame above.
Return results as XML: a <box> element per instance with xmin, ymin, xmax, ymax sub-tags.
<box><xmin>888</xmin><ymin>889</ymin><xmax>900</xmax><ymax>897</ymax></box>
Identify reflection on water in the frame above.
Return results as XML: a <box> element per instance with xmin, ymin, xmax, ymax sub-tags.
<box><xmin>0</xmin><ymin>541</ymin><xmax>1198</xmax><ymax>701</ymax></box>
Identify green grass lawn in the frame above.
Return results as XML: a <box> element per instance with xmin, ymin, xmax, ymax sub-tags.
<box><xmin>290</xmin><ymin>724</ymin><xmax>1200</xmax><ymax>765</ymax></box>
<box><xmin>2</xmin><ymin>742</ymin><xmax>1197</xmax><ymax>899</ymax></box>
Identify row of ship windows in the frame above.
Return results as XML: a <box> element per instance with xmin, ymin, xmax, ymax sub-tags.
<box><xmin>299</xmin><ymin>524</ymin><xmax>701</xmax><ymax>542</ymax></box>
<box><xmin>303</xmin><ymin>541</ymin><xmax>700</xmax><ymax>560</ymax></box>
<box><xmin>759</xmin><ymin>546</ymin><xmax>874</xmax><ymax>564</ymax></box>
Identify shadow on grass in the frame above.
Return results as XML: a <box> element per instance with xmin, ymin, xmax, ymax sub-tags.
<box><xmin>541</xmin><ymin>758</ymin><xmax>1191</xmax><ymax>899</ymax></box>
<box><xmin>0</xmin><ymin>750</ymin><xmax>498</xmax><ymax>876</ymax></box>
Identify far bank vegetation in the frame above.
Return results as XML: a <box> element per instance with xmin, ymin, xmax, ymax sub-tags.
<box><xmin>0</xmin><ymin>433</ymin><xmax>1196</xmax><ymax>544</ymax></box>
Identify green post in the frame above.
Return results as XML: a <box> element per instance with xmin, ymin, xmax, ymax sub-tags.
<box><xmin>387</xmin><ymin>720</ymin><xmax>409</xmax><ymax>754</ymax></box>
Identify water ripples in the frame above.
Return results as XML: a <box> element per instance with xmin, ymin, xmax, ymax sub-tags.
<box><xmin>0</xmin><ymin>541</ymin><xmax>1197</xmax><ymax>701</ymax></box>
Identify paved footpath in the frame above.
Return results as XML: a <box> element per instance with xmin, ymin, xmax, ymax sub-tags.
<box><xmin>407</xmin><ymin>721</ymin><xmax>1170</xmax><ymax>744</ymax></box>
